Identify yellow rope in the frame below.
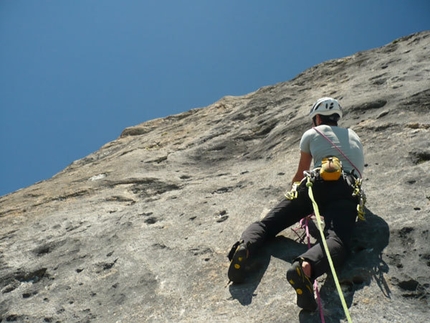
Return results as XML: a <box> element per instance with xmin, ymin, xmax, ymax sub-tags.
<box><xmin>306</xmin><ymin>177</ymin><xmax>353</xmax><ymax>323</ymax></box>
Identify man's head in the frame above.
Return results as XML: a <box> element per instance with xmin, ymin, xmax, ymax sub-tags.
<box><xmin>309</xmin><ymin>97</ymin><xmax>343</xmax><ymax>126</ymax></box>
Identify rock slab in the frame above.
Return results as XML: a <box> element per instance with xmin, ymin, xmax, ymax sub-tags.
<box><xmin>1</xmin><ymin>31</ymin><xmax>430</xmax><ymax>323</ymax></box>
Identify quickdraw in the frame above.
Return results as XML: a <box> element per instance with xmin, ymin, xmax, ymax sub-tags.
<box><xmin>353</xmin><ymin>177</ymin><xmax>366</xmax><ymax>221</ymax></box>
<box><xmin>285</xmin><ymin>181</ymin><xmax>301</xmax><ymax>200</ymax></box>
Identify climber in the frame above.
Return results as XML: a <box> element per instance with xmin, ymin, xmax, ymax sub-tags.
<box><xmin>227</xmin><ymin>97</ymin><xmax>365</xmax><ymax>311</ymax></box>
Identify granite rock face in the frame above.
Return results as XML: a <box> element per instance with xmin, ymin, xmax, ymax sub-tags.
<box><xmin>1</xmin><ymin>31</ymin><xmax>429</xmax><ymax>323</ymax></box>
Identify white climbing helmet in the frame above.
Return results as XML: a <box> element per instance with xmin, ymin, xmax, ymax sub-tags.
<box><xmin>309</xmin><ymin>97</ymin><xmax>343</xmax><ymax>120</ymax></box>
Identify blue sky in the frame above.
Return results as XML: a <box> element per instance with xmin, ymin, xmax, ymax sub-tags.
<box><xmin>1</xmin><ymin>1</ymin><xmax>429</xmax><ymax>196</ymax></box>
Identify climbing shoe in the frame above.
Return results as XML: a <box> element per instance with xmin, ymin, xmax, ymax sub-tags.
<box><xmin>286</xmin><ymin>261</ymin><xmax>318</xmax><ymax>311</ymax></box>
<box><xmin>227</xmin><ymin>241</ymin><xmax>249</xmax><ymax>284</ymax></box>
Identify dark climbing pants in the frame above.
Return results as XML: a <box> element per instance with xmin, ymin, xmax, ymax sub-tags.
<box><xmin>240</xmin><ymin>176</ymin><xmax>358</xmax><ymax>281</ymax></box>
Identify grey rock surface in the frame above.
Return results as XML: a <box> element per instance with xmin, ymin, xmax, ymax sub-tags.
<box><xmin>1</xmin><ymin>31</ymin><xmax>429</xmax><ymax>323</ymax></box>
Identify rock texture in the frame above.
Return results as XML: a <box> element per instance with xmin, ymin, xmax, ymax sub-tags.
<box><xmin>1</xmin><ymin>31</ymin><xmax>429</xmax><ymax>323</ymax></box>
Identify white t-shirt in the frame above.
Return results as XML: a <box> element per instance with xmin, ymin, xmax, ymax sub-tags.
<box><xmin>300</xmin><ymin>125</ymin><xmax>364</xmax><ymax>177</ymax></box>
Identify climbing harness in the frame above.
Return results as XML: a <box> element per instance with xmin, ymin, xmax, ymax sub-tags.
<box><xmin>305</xmin><ymin>175</ymin><xmax>353</xmax><ymax>323</ymax></box>
<box><xmin>286</xmin><ymin>169</ymin><xmax>365</xmax><ymax>222</ymax></box>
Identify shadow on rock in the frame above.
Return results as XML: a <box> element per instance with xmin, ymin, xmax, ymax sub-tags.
<box><xmin>228</xmin><ymin>248</ymin><xmax>271</xmax><ymax>306</ymax></box>
<box><xmin>228</xmin><ymin>237</ymin><xmax>308</xmax><ymax>306</ymax></box>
